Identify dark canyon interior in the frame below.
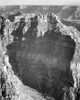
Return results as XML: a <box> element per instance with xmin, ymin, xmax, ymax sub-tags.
<box><xmin>6</xmin><ymin>16</ymin><xmax>76</xmax><ymax>100</ymax></box>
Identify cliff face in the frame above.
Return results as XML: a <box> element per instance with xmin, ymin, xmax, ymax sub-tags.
<box><xmin>0</xmin><ymin>13</ymin><xmax>80</xmax><ymax>100</ymax></box>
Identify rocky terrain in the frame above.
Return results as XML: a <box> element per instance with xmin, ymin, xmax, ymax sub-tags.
<box><xmin>0</xmin><ymin>6</ymin><xmax>80</xmax><ymax>100</ymax></box>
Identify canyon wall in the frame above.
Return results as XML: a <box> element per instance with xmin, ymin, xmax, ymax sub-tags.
<box><xmin>0</xmin><ymin>12</ymin><xmax>80</xmax><ymax>100</ymax></box>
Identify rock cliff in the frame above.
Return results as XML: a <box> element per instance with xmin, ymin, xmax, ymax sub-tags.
<box><xmin>0</xmin><ymin>12</ymin><xmax>80</xmax><ymax>100</ymax></box>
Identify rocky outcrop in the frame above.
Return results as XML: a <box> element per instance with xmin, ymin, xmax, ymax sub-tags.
<box><xmin>0</xmin><ymin>12</ymin><xmax>80</xmax><ymax>100</ymax></box>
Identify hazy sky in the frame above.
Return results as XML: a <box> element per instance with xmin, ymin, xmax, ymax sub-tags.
<box><xmin>0</xmin><ymin>0</ymin><xmax>80</xmax><ymax>5</ymax></box>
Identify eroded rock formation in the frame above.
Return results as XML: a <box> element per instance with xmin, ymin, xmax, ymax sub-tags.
<box><xmin>0</xmin><ymin>12</ymin><xmax>80</xmax><ymax>100</ymax></box>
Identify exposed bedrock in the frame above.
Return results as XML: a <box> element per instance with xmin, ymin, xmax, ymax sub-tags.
<box><xmin>6</xmin><ymin>14</ymin><xmax>76</xmax><ymax>100</ymax></box>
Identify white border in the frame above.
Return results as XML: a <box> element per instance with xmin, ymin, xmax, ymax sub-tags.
<box><xmin>0</xmin><ymin>0</ymin><xmax>80</xmax><ymax>5</ymax></box>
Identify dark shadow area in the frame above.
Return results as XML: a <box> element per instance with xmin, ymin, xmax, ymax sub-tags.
<box><xmin>8</xmin><ymin>11</ymin><xmax>22</xmax><ymax>22</ymax></box>
<box><xmin>6</xmin><ymin>16</ymin><xmax>76</xmax><ymax>100</ymax></box>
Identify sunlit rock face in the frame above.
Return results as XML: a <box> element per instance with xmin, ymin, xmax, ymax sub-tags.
<box><xmin>6</xmin><ymin>14</ymin><xmax>76</xmax><ymax>100</ymax></box>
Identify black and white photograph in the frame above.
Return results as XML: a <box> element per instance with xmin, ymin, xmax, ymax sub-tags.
<box><xmin>0</xmin><ymin>0</ymin><xmax>80</xmax><ymax>100</ymax></box>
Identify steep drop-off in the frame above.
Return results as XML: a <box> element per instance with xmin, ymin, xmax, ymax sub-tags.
<box><xmin>1</xmin><ymin>12</ymin><xmax>80</xmax><ymax>100</ymax></box>
<box><xmin>5</xmin><ymin>14</ymin><xmax>76</xmax><ymax>100</ymax></box>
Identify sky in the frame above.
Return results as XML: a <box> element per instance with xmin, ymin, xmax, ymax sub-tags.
<box><xmin>0</xmin><ymin>0</ymin><xmax>80</xmax><ymax>5</ymax></box>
